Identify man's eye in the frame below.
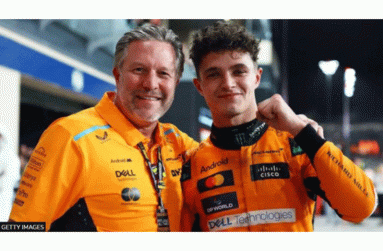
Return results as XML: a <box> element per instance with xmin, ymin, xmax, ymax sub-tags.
<box><xmin>160</xmin><ymin>71</ymin><xmax>170</xmax><ymax>76</ymax></box>
<box><xmin>233</xmin><ymin>69</ymin><xmax>246</xmax><ymax>75</ymax></box>
<box><xmin>133</xmin><ymin>68</ymin><xmax>145</xmax><ymax>73</ymax></box>
<box><xmin>206</xmin><ymin>72</ymin><xmax>219</xmax><ymax>78</ymax></box>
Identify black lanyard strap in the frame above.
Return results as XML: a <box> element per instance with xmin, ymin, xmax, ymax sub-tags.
<box><xmin>137</xmin><ymin>142</ymin><xmax>166</xmax><ymax>206</ymax></box>
<box><xmin>137</xmin><ymin>142</ymin><xmax>170</xmax><ymax>231</ymax></box>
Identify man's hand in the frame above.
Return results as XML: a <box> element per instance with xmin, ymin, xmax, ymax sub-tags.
<box><xmin>257</xmin><ymin>94</ymin><xmax>324</xmax><ymax>138</ymax></box>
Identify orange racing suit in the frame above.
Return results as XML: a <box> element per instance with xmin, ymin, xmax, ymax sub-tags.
<box><xmin>181</xmin><ymin>119</ymin><xmax>377</xmax><ymax>231</ymax></box>
<box><xmin>10</xmin><ymin>92</ymin><xmax>198</xmax><ymax>231</ymax></box>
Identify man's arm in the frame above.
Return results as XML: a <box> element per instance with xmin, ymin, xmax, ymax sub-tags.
<box><xmin>257</xmin><ymin>94</ymin><xmax>377</xmax><ymax>223</ymax></box>
<box><xmin>295</xmin><ymin>125</ymin><xmax>377</xmax><ymax>222</ymax></box>
<box><xmin>8</xmin><ymin>122</ymin><xmax>85</xmax><ymax>229</ymax></box>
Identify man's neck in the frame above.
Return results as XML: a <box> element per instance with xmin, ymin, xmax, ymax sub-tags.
<box><xmin>212</xmin><ymin>109</ymin><xmax>258</xmax><ymax>128</ymax></box>
<box><xmin>113</xmin><ymin>95</ymin><xmax>158</xmax><ymax>146</ymax></box>
<box><xmin>137</xmin><ymin>122</ymin><xmax>158</xmax><ymax>142</ymax></box>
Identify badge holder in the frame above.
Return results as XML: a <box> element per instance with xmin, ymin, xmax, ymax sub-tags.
<box><xmin>138</xmin><ymin>142</ymin><xmax>170</xmax><ymax>232</ymax></box>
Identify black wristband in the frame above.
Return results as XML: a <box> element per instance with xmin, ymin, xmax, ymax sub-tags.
<box><xmin>294</xmin><ymin>124</ymin><xmax>326</xmax><ymax>161</ymax></box>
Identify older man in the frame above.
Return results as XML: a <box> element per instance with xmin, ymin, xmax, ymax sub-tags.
<box><xmin>9</xmin><ymin>24</ymin><xmax>198</xmax><ymax>232</ymax></box>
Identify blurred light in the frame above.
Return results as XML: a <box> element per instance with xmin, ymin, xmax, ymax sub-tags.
<box><xmin>258</xmin><ymin>40</ymin><xmax>273</xmax><ymax>65</ymax></box>
<box><xmin>71</xmin><ymin>69</ymin><xmax>84</xmax><ymax>92</ymax></box>
<box><xmin>199</xmin><ymin>128</ymin><xmax>211</xmax><ymax>142</ymax></box>
<box><xmin>318</xmin><ymin>60</ymin><xmax>339</xmax><ymax>76</ymax></box>
<box><xmin>350</xmin><ymin>140</ymin><xmax>380</xmax><ymax>155</ymax></box>
<box><xmin>199</xmin><ymin>107</ymin><xmax>212</xmax><ymax>127</ymax></box>
<box><xmin>344</xmin><ymin>67</ymin><xmax>356</xmax><ymax>97</ymax></box>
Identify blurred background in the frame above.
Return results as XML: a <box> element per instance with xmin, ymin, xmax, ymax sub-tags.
<box><xmin>1</xmin><ymin>19</ymin><xmax>383</xmax><ymax>230</ymax></box>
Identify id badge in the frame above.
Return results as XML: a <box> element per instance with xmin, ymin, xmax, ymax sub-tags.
<box><xmin>157</xmin><ymin>208</ymin><xmax>170</xmax><ymax>232</ymax></box>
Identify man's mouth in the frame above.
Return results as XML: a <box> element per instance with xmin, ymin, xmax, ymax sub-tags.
<box><xmin>137</xmin><ymin>95</ymin><xmax>162</xmax><ymax>101</ymax></box>
<box><xmin>218</xmin><ymin>92</ymin><xmax>241</xmax><ymax>98</ymax></box>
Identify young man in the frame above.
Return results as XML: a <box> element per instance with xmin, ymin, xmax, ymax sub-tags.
<box><xmin>180</xmin><ymin>21</ymin><xmax>377</xmax><ymax>232</ymax></box>
<box><xmin>9</xmin><ymin>24</ymin><xmax>198</xmax><ymax>231</ymax></box>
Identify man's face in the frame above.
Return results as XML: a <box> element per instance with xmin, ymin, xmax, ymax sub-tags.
<box><xmin>193</xmin><ymin>50</ymin><xmax>262</xmax><ymax>121</ymax></box>
<box><xmin>113</xmin><ymin>40</ymin><xmax>179</xmax><ymax>127</ymax></box>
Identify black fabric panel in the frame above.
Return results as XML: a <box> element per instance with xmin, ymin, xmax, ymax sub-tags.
<box><xmin>303</xmin><ymin>177</ymin><xmax>343</xmax><ymax>219</ymax></box>
<box><xmin>294</xmin><ymin>124</ymin><xmax>326</xmax><ymax>161</ymax></box>
<box><xmin>49</xmin><ymin>198</ymin><xmax>97</xmax><ymax>232</ymax></box>
<box><xmin>192</xmin><ymin>213</ymin><xmax>201</xmax><ymax>232</ymax></box>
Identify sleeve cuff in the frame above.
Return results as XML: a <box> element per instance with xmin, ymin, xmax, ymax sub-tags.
<box><xmin>294</xmin><ymin>124</ymin><xmax>326</xmax><ymax>161</ymax></box>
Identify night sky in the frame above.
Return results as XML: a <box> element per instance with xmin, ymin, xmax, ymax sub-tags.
<box><xmin>272</xmin><ymin>20</ymin><xmax>383</xmax><ymax>124</ymax></box>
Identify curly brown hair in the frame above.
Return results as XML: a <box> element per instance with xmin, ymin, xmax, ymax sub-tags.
<box><xmin>190</xmin><ymin>21</ymin><xmax>261</xmax><ymax>78</ymax></box>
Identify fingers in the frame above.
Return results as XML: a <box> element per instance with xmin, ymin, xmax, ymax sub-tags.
<box><xmin>297</xmin><ymin>114</ymin><xmax>324</xmax><ymax>139</ymax></box>
<box><xmin>257</xmin><ymin>95</ymin><xmax>278</xmax><ymax>120</ymax></box>
<box><xmin>257</xmin><ymin>94</ymin><xmax>324</xmax><ymax>138</ymax></box>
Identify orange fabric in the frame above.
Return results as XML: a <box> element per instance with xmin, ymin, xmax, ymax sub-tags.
<box><xmin>181</xmin><ymin>127</ymin><xmax>376</xmax><ymax>232</ymax></box>
<box><xmin>10</xmin><ymin>92</ymin><xmax>198</xmax><ymax>231</ymax></box>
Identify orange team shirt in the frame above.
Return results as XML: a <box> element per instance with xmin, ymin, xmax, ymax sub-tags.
<box><xmin>10</xmin><ymin>91</ymin><xmax>198</xmax><ymax>231</ymax></box>
<box><xmin>181</xmin><ymin>120</ymin><xmax>377</xmax><ymax>232</ymax></box>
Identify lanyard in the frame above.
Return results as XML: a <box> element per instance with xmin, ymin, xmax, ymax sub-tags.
<box><xmin>137</xmin><ymin>142</ymin><xmax>166</xmax><ymax>209</ymax></box>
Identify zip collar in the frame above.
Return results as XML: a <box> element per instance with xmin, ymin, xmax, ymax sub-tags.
<box><xmin>210</xmin><ymin>119</ymin><xmax>268</xmax><ymax>150</ymax></box>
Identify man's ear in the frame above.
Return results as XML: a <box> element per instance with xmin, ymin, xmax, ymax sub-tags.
<box><xmin>113</xmin><ymin>67</ymin><xmax>120</xmax><ymax>84</ymax></box>
<box><xmin>193</xmin><ymin>78</ymin><xmax>204</xmax><ymax>96</ymax></box>
<box><xmin>254</xmin><ymin>67</ymin><xmax>263</xmax><ymax>89</ymax></box>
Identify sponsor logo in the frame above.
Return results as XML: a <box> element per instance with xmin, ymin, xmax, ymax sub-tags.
<box><xmin>27</xmin><ymin>156</ymin><xmax>45</xmax><ymax>172</ymax></box>
<box><xmin>96</xmin><ymin>131</ymin><xmax>110</xmax><ymax>143</ymax></box>
<box><xmin>207</xmin><ymin>208</ymin><xmax>296</xmax><ymax>231</ymax></box>
<box><xmin>111</xmin><ymin>158</ymin><xmax>132</xmax><ymax>163</ymax></box>
<box><xmin>115</xmin><ymin>170</ymin><xmax>136</xmax><ymax>178</ymax></box>
<box><xmin>166</xmin><ymin>153</ymin><xmax>183</xmax><ymax>162</ymax></box>
<box><xmin>201</xmin><ymin>192</ymin><xmax>239</xmax><ymax>215</ymax></box>
<box><xmin>17</xmin><ymin>189</ymin><xmax>28</xmax><ymax>198</ymax></box>
<box><xmin>197</xmin><ymin>170</ymin><xmax>234</xmax><ymax>193</ymax></box>
<box><xmin>180</xmin><ymin>160</ymin><xmax>191</xmax><ymax>182</ymax></box>
<box><xmin>252</xmin><ymin>148</ymin><xmax>284</xmax><ymax>155</ymax></box>
<box><xmin>250</xmin><ymin>163</ymin><xmax>290</xmax><ymax>181</ymax></box>
<box><xmin>121</xmin><ymin>187</ymin><xmax>140</xmax><ymax>202</ymax></box>
<box><xmin>289</xmin><ymin>138</ymin><xmax>304</xmax><ymax>156</ymax></box>
<box><xmin>171</xmin><ymin>168</ymin><xmax>182</xmax><ymax>177</ymax></box>
<box><xmin>20</xmin><ymin>180</ymin><xmax>32</xmax><ymax>188</ymax></box>
<box><xmin>34</xmin><ymin>147</ymin><xmax>47</xmax><ymax>157</ymax></box>
<box><xmin>14</xmin><ymin>198</ymin><xmax>24</xmax><ymax>207</ymax></box>
<box><xmin>200</xmin><ymin>158</ymin><xmax>228</xmax><ymax>173</ymax></box>
<box><xmin>23</xmin><ymin>172</ymin><xmax>36</xmax><ymax>182</ymax></box>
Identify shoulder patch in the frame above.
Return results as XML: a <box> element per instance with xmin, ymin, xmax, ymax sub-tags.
<box><xmin>289</xmin><ymin>138</ymin><xmax>304</xmax><ymax>156</ymax></box>
<box><xmin>74</xmin><ymin>125</ymin><xmax>111</xmax><ymax>141</ymax></box>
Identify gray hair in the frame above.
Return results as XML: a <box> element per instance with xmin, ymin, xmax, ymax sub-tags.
<box><xmin>114</xmin><ymin>24</ymin><xmax>184</xmax><ymax>78</ymax></box>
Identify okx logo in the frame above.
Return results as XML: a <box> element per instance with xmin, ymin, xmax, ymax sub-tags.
<box><xmin>121</xmin><ymin>187</ymin><xmax>140</xmax><ymax>202</ymax></box>
<box><xmin>201</xmin><ymin>192</ymin><xmax>239</xmax><ymax>215</ymax></box>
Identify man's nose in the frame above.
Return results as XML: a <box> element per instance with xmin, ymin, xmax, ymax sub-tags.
<box><xmin>142</xmin><ymin>71</ymin><xmax>160</xmax><ymax>90</ymax></box>
<box><xmin>221</xmin><ymin>73</ymin><xmax>236</xmax><ymax>89</ymax></box>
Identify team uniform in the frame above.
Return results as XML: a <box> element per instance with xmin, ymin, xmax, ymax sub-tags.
<box><xmin>181</xmin><ymin>119</ymin><xmax>377</xmax><ymax>232</ymax></box>
<box><xmin>10</xmin><ymin>92</ymin><xmax>198</xmax><ymax>232</ymax></box>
